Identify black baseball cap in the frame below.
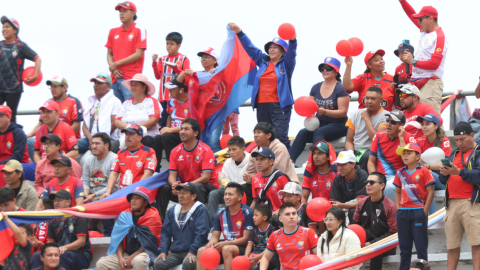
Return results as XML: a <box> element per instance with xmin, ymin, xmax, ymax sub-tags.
<box><xmin>40</xmin><ymin>134</ymin><xmax>62</xmax><ymax>146</ymax></box>
<box><xmin>386</xmin><ymin>110</ymin><xmax>406</xmax><ymax>124</ymax></box>
<box><xmin>49</xmin><ymin>189</ymin><xmax>72</xmax><ymax>201</ymax></box>
<box><xmin>121</xmin><ymin>124</ymin><xmax>144</xmax><ymax>137</ymax></box>
<box><xmin>251</xmin><ymin>147</ymin><xmax>275</xmax><ymax>160</ymax></box>
<box><xmin>164</xmin><ymin>75</ymin><xmax>187</xmax><ymax>90</ymax></box>
<box><xmin>454</xmin><ymin>122</ymin><xmax>473</xmax><ymax>135</ymax></box>
<box><xmin>394</xmin><ymin>43</ymin><xmax>415</xmax><ymax>57</ymax></box>
<box><xmin>175</xmin><ymin>183</ymin><xmax>197</xmax><ymax>195</ymax></box>
<box><xmin>50</xmin><ymin>155</ymin><xmax>72</xmax><ymax>167</ymax></box>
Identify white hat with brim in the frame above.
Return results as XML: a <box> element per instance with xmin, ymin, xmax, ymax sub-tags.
<box><xmin>122</xmin><ymin>73</ymin><xmax>156</xmax><ymax>96</ymax></box>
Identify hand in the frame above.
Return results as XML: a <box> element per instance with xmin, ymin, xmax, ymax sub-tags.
<box><xmin>441</xmin><ymin>163</ymin><xmax>460</xmax><ymax>176</ymax></box>
<box><xmin>118</xmin><ymin>257</ymin><xmax>127</xmax><ymax>270</ymax></box>
<box><xmin>330</xmin><ymin>201</ymin><xmax>343</xmax><ymax>208</ymax></box>
<box><xmin>31</xmin><ymin>239</ymin><xmax>44</xmax><ymax>248</ymax></box>
<box><xmin>26</xmin><ymin>132</ymin><xmax>34</xmax><ymax>138</ymax></box>
<box><xmin>229</xmin><ymin>23</ymin><xmax>242</xmax><ymax>34</ymax></box>
<box><xmin>205</xmin><ymin>242</ymin><xmax>214</xmax><ymax>249</ymax></box>
<box><xmin>345</xmin><ymin>56</ymin><xmax>353</xmax><ymax>66</ymax></box>
<box><xmin>402</xmin><ymin>51</ymin><xmax>414</xmax><ymax>65</ymax></box>
<box><xmin>113</xmin><ymin>69</ymin><xmax>123</xmax><ymax>79</ymax></box>
<box><xmin>317</xmin><ymin>107</ymin><xmax>327</xmax><ymax>116</ymax></box>
<box><xmin>209</xmin><ymin>68</ymin><xmax>217</xmax><ymax>74</ymax></box>
<box><xmin>272</xmin><ymin>209</ymin><xmax>279</xmax><ymax>215</ymax></box>
<box><xmin>0</xmin><ymin>212</ymin><xmax>9</xmax><ymax>220</ymax></box>
<box><xmin>185</xmin><ymin>69</ymin><xmax>194</xmax><ymax>76</ymax></box>
<box><xmin>390</xmin><ymin>82</ymin><xmax>397</xmax><ymax>89</ymax></box>
<box><xmin>250</xmin><ymin>254</ymin><xmax>262</xmax><ymax>266</ymax></box>
<box><xmin>360</xmin><ymin>109</ymin><xmax>370</xmax><ymax>120</ymax></box>
<box><xmin>364</xmin><ymin>242</ymin><xmax>371</xmax><ymax>247</ymax></box>
<box><xmin>155</xmin><ymin>253</ymin><xmax>166</xmax><ymax>262</ymax></box>
<box><xmin>84</xmin><ymin>194</ymin><xmax>96</xmax><ymax>203</ymax></box>
<box><xmin>59</xmin><ymin>246</ymin><xmax>68</xmax><ymax>255</ymax></box>
<box><xmin>398</xmin><ymin>126</ymin><xmax>405</xmax><ymax>138</ymax></box>
<box><xmin>243</xmin><ymin>173</ymin><xmax>253</xmax><ymax>184</ymax></box>
<box><xmin>184</xmin><ymin>253</ymin><xmax>197</xmax><ymax>264</ymax></box>
<box><xmin>290</xmin><ymin>34</ymin><xmax>297</xmax><ymax>41</ymax></box>
<box><xmin>125</xmin><ymin>256</ymin><xmax>134</xmax><ymax>269</ymax></box>
<box><xmin>424</xmin><ymin>208</ymin><xmax>428</xmax><ymax>216</ymax></box>
<box><xmin>172</xmin><ymin>190</ymin><xmax>179</xmax><ymax>196</ymax></box>
<box><xmin>109</xmin><ymin>61</ymin><xmax>119</xmax><ymax>72</ymax></box>
<box><xmin>152</xmin><ymin>54</ymin><xmax>158</xmax><ymax>62</ymax></box>
<box><xmin>24</xmin><ymin>75</ymin><xmax>39</xmax><ymax>84</ymax></box>
<box><xmin>100</xmin><ymin>192</ymin><xmax>110</xmax><ymax>200</ymax></box>
<box><xmin>160</xmin><ymin>127</ymin><xmax>171</xmax><ymax>135</ymax></box>
<box><xmin>213</xmin><ymin>241</ymin><xmax>228</xmax><ymax>252</ymax></box>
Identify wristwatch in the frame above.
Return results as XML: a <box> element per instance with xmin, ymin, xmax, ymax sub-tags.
<box><xmin>412</xmin><ymin>60</ymin><xmax>417</xmax><ymax>67</ymax></box>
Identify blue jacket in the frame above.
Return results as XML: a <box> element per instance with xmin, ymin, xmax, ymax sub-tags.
<box><xmin>237</xmin><ymin>31</ymin><xmax>297</xmax><ymax>112</ymax></box>
<box><xmin>159</xmin><ymin>201</ymin><xmax>212</xmax><ymax>255</ymax></box>
<box><xmin>439</xmin><ymin>143</ymin><xmax>480</xmax><ymax>208</ymax></box>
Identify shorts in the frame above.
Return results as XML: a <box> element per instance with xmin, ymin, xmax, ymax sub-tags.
<box><xmin>218</xmin><ymin>245</ymin><xmax>247</xmax><ymax>264</ymax></box>
<box><xmin>444</xmin><ymin>199</ymin><xmax>480</xmax><ymax>249</ymax></box>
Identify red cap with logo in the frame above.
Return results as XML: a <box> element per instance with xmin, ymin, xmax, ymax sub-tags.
<box><xmin>412</xmin><ymin>6</ymin><xmax>438</xmax><ymax>18</ymax></box>
<box><xmin>39</xmin><ymin>101</ymin><xmax>60</xmax><ymax>112</ymax></box>
<box><xmin>0</xmin><ymin>105</ymin><xmax>12</xmax><ymax>117</ymax></box>
<box><xmin>115</xmin><ymin>1</ymin><xmax>137</xmax><ymax>13</ymax></box>
<box><xmin>364</xmin><ymin>49</ymin><xmax>385</xmax><ymax>66</ymax></box>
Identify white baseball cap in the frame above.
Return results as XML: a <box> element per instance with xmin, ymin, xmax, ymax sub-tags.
<box><xmin>332</xmin><ymin>150</ymin><xmax>356</xmax><ymax>165</ymax></box>
<box><xmin>197</xmin><ymin>47</ymin><xmax>219</xmax><ymax>60</ymax></box>
<box><xmin>278</xmin><ymin>182</ymin><xmax>302</xmax><ymax>196</ymax></box>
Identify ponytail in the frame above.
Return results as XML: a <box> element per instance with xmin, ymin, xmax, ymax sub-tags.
<box><xmin>434</xmin><ymin>126</ymin><xmax>446</xmax><ymax>148</ymax></box>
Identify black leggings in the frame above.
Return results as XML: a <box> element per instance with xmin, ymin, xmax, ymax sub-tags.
<box><xmin>0</xmin><ymin>92</ymin><xmax>22</xmax><ymax>123</ymax></box>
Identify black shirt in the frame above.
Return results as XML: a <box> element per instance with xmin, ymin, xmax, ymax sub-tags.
<box><xmin>330</xmin><ymin>167</ymin><xmax>368</xmax><ymax>203</ymax></box>
<box><xmin>125</xmin><ymin>210</ymin><xmax>146</xmax><ymax>255</ymax></box>
<box><xmin>12</xmin><ymin>181</ymin><xmax>22</xmax><ymax>198</ymax></box>
<box><xmin>297</xmin><ymin>203</ymin><xmax>315</xmax><ymax>227</ymax></box>
<box><xmin>47</xmin><ymin>216</ymin><xmax>92</xmax><ymax>256</ymax></box>
<box><xmin>248</xmin><ymin>224</ymin><xmax>275</xmax><ymax>254</ymax></box>
<box><xmin>3</xmin><ymin>240</ymin><xmax>32</xmax><ymax>270</ymax></box>
<box><xmin>0</xmin><ymin>38</ymin><xmax>38</xmax><ymax>93</ymax></box>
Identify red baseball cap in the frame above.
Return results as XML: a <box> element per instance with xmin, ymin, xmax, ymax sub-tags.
<box><xmin>396</xmin><ymin>143</ymin><xmax>423</xmax><ymax>155</ymax></box>
<box><xmin>412</xmin><ymin>6</ymin><xmax>438</xmax><ymax>18</ymax></box>
<box><xmin>1</xmin><ymin>16</ymin><xmax>20</xmax><ymax>30</ymax></box>
<box><xmin>39</xmin><ymin>101</ymin><xmax>60</xmax><ymax>112</ymax></box>
<box><xmin>0</xmin><ymin>105</ymin><xmax>12</xmax><ymax>117</ymax></box>
<box><xmin>115</xmin><ymin>1</ymin><xmax>137</xmax><ymax>13</ymax></box>
<box><xmin>364</xmin><ymin>49</ymin><xmax>385</xmax><ymax>66</ymax></box>
<box><xmin>127</xmin><ymin>186</ymin><xmax>153</xmax><ymax>206</ymax></box>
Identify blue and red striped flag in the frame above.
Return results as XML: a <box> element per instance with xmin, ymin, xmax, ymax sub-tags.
<box><xmin>0</xmin><ymin>216</ymin><xmax>15</xmax><ymax>262</ymax></box>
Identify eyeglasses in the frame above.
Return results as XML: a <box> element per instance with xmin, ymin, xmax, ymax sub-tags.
<box><xmin>385</xmin><ymin>118</ymin><xmax>400</xmax><ymax>125</ymax></box>
<box><xmin>200</xmin><ymin>55</ymin><xmax>212</xmax><ymax>60</ymax></box>
<box><xmin>366</xmin><ymin>180</ymin><xmax>379</xmax><ymax>186</ymax></box>
<box><xmin>53</xmin><ymin>198</ymin><xmax>67</xmax><ymax>202</ymax></box>
<box><xmin>418</xmin><ymin>16</ymin><xmax>429</xmax><ymax>23</ymax></box>
<box><xmin>43</xmin><ymin>142</ymin><xmax>57</xmax><ymax>147</ymax></box>
<box><xmin>91</xmin><ymin>142</ymin><xmax>103</xmax><ymax>146</ymax></box>
<box><xmin>323</xmin><ymin>217</ymin><xmax>336</xmax><ymax>223</ymax></box>
<box><xmin>319</xmin><ymin>66</ymin><xmax>335</xmax><ymax>72</ymax></box>
<box><xmin>398</xmin><ymin>93</ymin><xmax>413</xmax><ymax>98</ymax></box>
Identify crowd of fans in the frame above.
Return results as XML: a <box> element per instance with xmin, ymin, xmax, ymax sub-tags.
<box><xmin>1</xmin><ymin>1</ymin><xmax>480</xmax><ymax>270</ymax></box>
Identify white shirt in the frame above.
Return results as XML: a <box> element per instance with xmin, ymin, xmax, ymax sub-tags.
<box><xmin>83</xmin><ymin>89</ymin><xmax>122</xmax><ymax>139</ymax></box>
<box><xmin>413</xmin><ymin>27</ymin><xmax>448</xmax><ymax>79</ymax></box>
<box><xmin>116</xmin><ymin>95</ymin><xmax>162</xmax><ymax>137</ymax></box>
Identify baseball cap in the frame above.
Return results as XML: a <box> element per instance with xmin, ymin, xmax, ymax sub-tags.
<box><xmin>46</xmin><ymin>75</ymin><xmax>68</xmax><ymax>86</ymax></box>
<box><xmin>0</xmin><ymin>105</ymin><xmax>12</xmax><ymax>117</ymax></box>
<box><xmin>278</xmin><ymin>182</ymin><xmax>302</xmax><ymax>196</ymax></box>
<box><xmin>318</xmin><ymin>57</ymin><xmax>341</xmax><ymax>75</ymax></box>
<box><xmin>264</xmin><ymin>37</ymin><xmax>288</xmax><ymax>54</ymax></box>
<box><xmin>386</xmin><ymin>110</ymin><xmax>406</xmax><ymax>124</ymax></box>
<box><xmin>115</xmin><ymin>1</ymin><xmax>137</xmax><ymax>12</ymax></box>
<box><xmin>121</xmin><ymin>124</ymin><xmax>144</xmax><ymax>137</ymax></box>
<box><xmin>127</xmin><ymin>186</ymin><xmax>152</xmax><ymax>206</ymax></box>
<box><xmin>394</xmin><ymin>43</ymin><xmax>415</xmax><ymax>57</ymax></box>
<box><xmin>197</xmin><ymin>47</ymin><xmax>219</xmax><ymax>60</ymax></box>
<box><xmin>454</xmin><ymin>122</ymin><xmax>473</xmax><ymax>136</ymax></box>
<box><xmin>410</xmin><ymin>259</ymin><xmax>430</xmax><ymax>270</ymax></box>
<box><xmin>164</xmin><ymin>75</ymin><xmax>186</xmax><ymax>90</ymax></box>
<box><xmin>364</xmin><ymin>49</ymin><xmax>385</xmax><ymax>66</ymax></box>
<box><xmin>396</xmin><ymin>83</ymin><xmax>421</xmax><ymax>96</ymax></box>
<box><xmin>90</xmin><ymin>72</ymin><xmax>112</xmax><ymax>84</ymax></box>
<box><xmin>251</xmin><ymin>147</ymin><xmax>275</xmax><ymax>160</ymax></box>
<box><xmin>412</xmin><ymin>6</ymin><xmax>438</xmax><ymax>18</ymax></box>
<box><xmin>175</xmin><ymin>183</ymin><xmax>197</xmax><ymax>195</ymax></box>
<box><xmin>396</xmin><ymin>143</ymin><xmax>423</xmax><ymax>155</ymax></box>
<box><xmin>50</xmin><ymin>155</ymin><xmax>72</xmax><ymax>167</ymax></box>
<box><xmin>49</xmin><ymin>189</ymin><xmax>72</xmax><ymax>201</ymax></box>
<box><xmin>39</xmin><ymin>101</ymin><xmax>60</xmax><ymax>112</ymax></box>
<box><xmin>416</xmin><ymin>113</ymin><xmax>441</xmax><ymax>127</ymax></box>
<box><xmin>40</xmin><ymin>134</ymin><xmax>62</xmax><ymax>146</ymax></box>
<box><xmin>309</xmin><ymin>141</ymin><xmax>329</xmax><ymax>154</ymax></box>
<box><xmin>1</xmin><ymin>160</ymin><xmax>23</xmax><ymax>173</ymax></box>
<box><xmin>333</xmin><ymin>150</ymin><xmax>356</xmax><ymax>165</ymax></box>
<box><xmin>1</xmin><ymin>16</ymin><xmax>20</xmax><ymax>30</ymax></box>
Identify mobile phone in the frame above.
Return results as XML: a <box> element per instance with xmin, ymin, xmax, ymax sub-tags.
<box><xmin>441</xmin><ymin>158</ymin><xmax>451</xmax><ymax>167</ymax></box>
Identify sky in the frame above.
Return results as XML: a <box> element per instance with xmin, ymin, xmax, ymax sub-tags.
<box><xmin>3</xmin><ymin>0</ymin><xmax>479</xmax><ymax>141</ymax></box>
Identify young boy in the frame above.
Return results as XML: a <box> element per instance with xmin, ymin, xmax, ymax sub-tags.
<box><xmin>245</xmin><ymin>204</ymin><xmax>275</xmax><ymax>269</ymax></box>
<box><xmin>152</xmin><ymin>32</ymin><xmax>191</xmax><ymax>128</ymax></box>
<box><xmin>208</xmin><ymin>136</ymin><xmax>252</xmax><ymax>218</ymax></box>
<box><xmin>392</xmin><ymin>42</ymin><xmax>414</xmax><ymax>110</ymax></box>
<box><xmin>0</xmin><ymin>212</ymin><xmax>32</xmax><ymax>269</ymax></box>
<box><xmin>394</xmin><ymin>143</ymin><xmax>435</xmax><ymax>270</ymax></box>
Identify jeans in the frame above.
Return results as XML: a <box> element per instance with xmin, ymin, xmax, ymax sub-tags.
<box><xmin>154</xmin><ymin>251</ymin><xmax>195</xmax><ymax>270</ymax></box>
<box><xmin>22</xmin><ymin>162</ymin><xmax>36</xmax><ymax>181</ymax></box>
<box><xmin>289</xmin><ymin>121</ymin><xmax>348</xmax><ymax>163</ymax></box>
<box><xmin>0</xmin><ymin>92</ymin><xmax>22</xmax><ymax>123</ymax></box>
<box><xmin>256</xmin><ymin>102</ymin><xmax>291</xmax><ymax>150</ymax></box>
<box><xmin>31</xmin><ymin>250</ymin><xmax>91</xmax><ymax>270</ymax></box>
<box><xmin>397</xmin><ymin>208</ymin><xmax>428</xmax><ymax>270</ymax></box>
<box><xmin>385</xmin><ymin>177</ymin><xmax>436</xmax><ymax>215</ymax></box>
<box><xmin>208</xmin><ymin>122</ymin><xmax>224</xmax><ymax>153</ymax></box>
<box><xmin>431</xmin><ymin>171</ymin><xmax>445</xmax><ymax>190</ymax></box>
<box><xmin>77</xmin><ymin>138</ymin><xmax>90</xmax><ymax>154</ymax></box>
<box><xmin>27</xmin><ymin>136</ymin><xmax>35</xmax><ymax>162</ymax></box>
<box><xmin>111</xmin><ymin>78</ymin><xmax>133</xmax><ymax>103</ymax></box>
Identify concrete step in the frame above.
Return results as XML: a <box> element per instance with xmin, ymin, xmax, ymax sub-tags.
<box><xmin>360</xmin><ymin>252</ymin><xmax>473</xmax><ymax>270</ymax></box>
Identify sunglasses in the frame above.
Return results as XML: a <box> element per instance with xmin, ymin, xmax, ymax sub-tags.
<box><xmin>319</xmin><ymin>65</ymin><xmax>335</xmax><ymax>72</ymax></box>
<box><xmin>385</xmin><ymin>118</ymin><xmax>399</xmax><ymax>125</ymax></box>
<box><xmin>398</xmin><ymin>93</ymin><xmax>413</xmax><ymax>98</ymax></box>
<box><xmin>366</xmin><ymin>180</ymin><xmax>379</xmax><ymax>186</ymax></box>
<box><xmin>117</xmin><ymin>2</ymin><xmax>130</xmax><ymax>6</ymax></box>
<box><xmin>418</xmin><ymin>16</ymin><xmax>429</xmax><ymax>23</ymax></box>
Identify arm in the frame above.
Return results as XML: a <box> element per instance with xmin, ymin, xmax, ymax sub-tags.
<box><xmin>259</xmin><ymin>250</ymin><xmax>274</xmax><ymax>270</ymax></box>
<box><xmin>215</xmin><ymin>230</ymin><xmax>251</xmax><ymax>249</ymax></box>
<box><xmin>115</xmin><ymin>119</ymin><xmax>129</xmax><ymax>130</ymax></box>
<box><xmin>152</xmin><ymin>56</ymin><xmax>162</xmax><ymax>80</ymax></box>
<box><xmin>75</xmin><ymin>196</ymin><xmax>84</xmax><ymax>206</ymax></box>
<box><xmin>345</xmin><ymin>128</ymin><xmax>355</xmax><ymax>151</ymax></box>
<box><xmin>110</xmin><ymin>115</ymin><xmax>117</xmax><ymax>134</ymax></box>
<box><xmin>65</xmin><ymin>149</ymin><xmax>79</xmax><ymax>159</ymax></box>
<box><xmin>137</xmin><ymin>116</ymin><xmax>159</xmax><ymax>130</ymax></box>
<box><xmin>189</xmin><ymin>171</ymin><xmax>211</xmax><ymax>184</ymax></box>
<box><xmin>140</xmin><ymin>169</ymin><xmax>154</xmax><ymax>181</ymax></box>
<box><xmin>332</xmin><ymin>200</ymin><xmax>359</xmax><ymax>209</ymax></box>
<box><xmin>27</xmin><ymin>122</ymin><xmax>42</xmax><ymax>137</ymax></box>
<box><xmin>229</xmin><ymin>23</ymin><xmax>267</xmax><ymax>66</ymax></box>
<box><xmin>475</xmin><ymin>77</ymin><xmax>480</xmax><ymax>99</ymax></box>
<box><xmin>82</xmin><ymin>122</ymin><xmax>92</xmax><ymax>143</ymax></box>
<box><xmin>207</xmin><ymin>231</ymin><xmax>221</xmax><ymax>247</ymax></box>
<box><xmin>342</xmin><ymin>56</ymin><xmax>355</xmax><ymax>91</ymax></box>
<box><xmin>302</xmin><ymin>189</ymin><xmax>311</xmax><ymax>204</ymax></box>
<box><xmin>395</xmin><ymin>187</ymin><xmax>401</xmax><ymax>209</ymax></box>
<box><xmin>399</xmin><ymin>0</ymin><xmax>421</xmax><ymax>29</ymax></box>
<box><xmin>361</xmin><ymin>111</ymin><xmax>379</xmax><ymax>140</ymax></box>
<box><xmin>71</xmin><ymin>122</ymin><xmax>81</xmax><ymax>133</ymax></box>
<box><xmin>367</xmin><ymin>155</ymin><xmax>377</xmax><ymax>174</ymax></box>
<box><xmin>101</xmin><ymin>171</ymin><xmax>119</xmax><ymax>198</ymax></box>
<box><xmin>245</xmin><ymin>242</ymin><xmax>253</xmax><ymax>258</ymax></box>
<box><xmin>323</xmin><ymin>96</ymin><xmax>350</xmax><ymax>118</ymax></box>
<box><xmin>0</xmin><ymin>128</ymin><xmax>27</xmax><ymax>164</ymax></box>
<box><xmin>59</xmin><ymin>235</ymin><xmax>86</xmax><ymax>254</ymax></box>
<box><xmin>112</xmin><ymin>48</ymin><xmax>145</xmax><ymax>69</ymax></box>
<box><xmin>284</xmin><ymin>37</ymin><xmax>297</xmax><ymax>75</ymax></box>
<box><xmin>250</xmin><ymin>199</ymin><xmax>256</xmax><ymax>209</ymax></box>
<box><xmin>33</xmin><ymin>150</ymin><xmax>41</xmax><ymax>164</ymax></box>
<box><xmin>172</xmin><ymin>57</ymin><xmax>191</xmax><ymax>74</ymax></box>
<box><xmin>24</xmin><ymin>57</ymin><xmax>42</xmax><ymax>84</ymax></box>
<box><xmin>423</xmin><ymin>185</ymin><xmax>434</xmax><ymax>216</ymax></box>
<box><xmin>1</xmin><ymin>213</ymin><xmax>27</xmax><ymax>245</ymax></box>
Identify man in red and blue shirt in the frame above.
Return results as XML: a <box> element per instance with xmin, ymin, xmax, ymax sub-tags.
<box><xmin>106</xmin><ymin>1</ymin><xmax>147</xmax><ymax>103</ymax></box>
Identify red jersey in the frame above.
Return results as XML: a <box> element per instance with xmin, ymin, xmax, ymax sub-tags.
<box><xmin>152</xmin><ymin>53</ymin><xmax>190</xmax><ymax>102</ymax></box>
<box><xmin>417</xmin><ymin>136</ymin><xmax>451</xmax><ymax>157</ymax></box>
<box><xmin>34</xmin><ymin>222</ymin><xmax>49</xmax><ymax>252</ymax></box>
<box><xmin>34</xmin><ymin>121</ymin><xmax>78</xmax><ymax>158</ymax></box>
<box><xmin>403</xmin><ymin>103</ymin><xmax>441</xmax><ymax>139</ymax></box>
<box><xmin>111</xmin><ymin>145</ymin><xmax>157</xmax><ymax>189</ymax></box>
<box><xmin>213</xmin><ymin>205</ymin><xmax>254</xmax><ymax>240</ymax></box>
<box><xmin>301</xmin><ymin>166</ymin><xmax>338</xmax><ymax>200</ymax></box>
<box><xmin>393</xmin><ymin>63</ymin><xmax>412</xmax><ymax>110</ymax></box>
<box><xmin>252</xmin><ymin>173</ymin><xmax>290</xmax><ymax>211</ymax></box>
<box><xmin>167</xmin><ymin>98</ymin><xmax>192</xmax><ymax>128</ymax></box>
<box><xmin>448</xmin><ymin>149</ymin><xmax>474</xmax><ymax>199</ymax></box>
<box><xmin>105</xmin><ymin>22</ymin><xmax>147</xmax><ymax>83</ymax></box>
<box><xmin>169</xmin><ymin>140</ymin><xmax>218</xmax><ymax>188</ymax></box>
<box><xmin>349</xmin><ymin>72</ymin><xmax>395</xmax><ymax>111</ymax></box>
<box><xmin>257</xmin><ymin>62</ymin><xmax>279</xmax><ymax>103</ymax></box>
<box><xmin>40</xmin><ymin>176</ymin><xmax>85</xmax><ymax>207</ymax></box>
<box><xmin>40</xmin><ymin>95</ymin><xmax>84</xmax><ymax>138</ymax></box>
<box><xmin>393</xmin><ymin>165</ymin><xmax>435</xmax><ymax>208</ymax></box>
<box><xmin>266</xmin><ymin>226</ymin><xmax>318</xmax><ymax>270</ymax></box>
<box><xmin>370</xmin><ymin>130</ymin><xmax>416</xmax><ymax>175</ymax></box>
<box><xmin>0</xmin><ymin>122</ymin><xmax>29</xmax><ymax>163</ymax></box>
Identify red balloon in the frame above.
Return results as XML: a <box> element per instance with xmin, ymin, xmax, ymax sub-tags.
<box><xmin>200</xmin><ymin>248</ymin><xmax>221</xmax><ymax>269</ymax></box>
<box><xmin>348</xmin><ymin>37</ymin><xmax>364</xmax><ymax>57</ymax></box>
<box><xmin>306</xmin><ymin>198</ymin><xmax>332</xmax><ymax>222</ymax></box>
<box><xmin>294</xmin><ymin>96</ymin><xmax>318</xmax><ymax>117</ymax></box>
<box><xmin>220</xmin><ymin>134</ymin><xmax>233</xmax><ymax>150</ymax></box>
<box><xmin>299</xmin><ymin>254</ymin><xmax>322</xmax><ymax>270</ymax></box>
<box><xmin>232</xmin><ymin>256</ymin><xmax>250</xmax><ymax>270</ymax></box>
<box><xmin>22</xmin><ymin>66</ymin><xmax>43</xmax><ymax>86</ymax></box>
<box><xmin>348</xmin><ymin>224</ymin><xmax>367</xmax><ymax>247</ymax></box>
<box><xmin>336</xmin><ymin>40</ymin><xmax>353</xmax><ymax>57</ymax></box>
<box><xmin>278</xmin><ymin>23</ymin><xmax>296</xmax><ymax>40</ymax></box>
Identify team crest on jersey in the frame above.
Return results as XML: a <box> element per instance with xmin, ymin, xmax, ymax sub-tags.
<box><xmin>184</xmin><ymin>109</ymin><xmax>188</xmax><ymax>115</ymax></box>
<box><xmin>6</xmin><ymin>141</ymin><xmax>12</xmax><ymax>149</ymax></box>
<box><xmin>136</xmin><ymin>161</ymin><xmax>143</xmax><ymax>168</ymax></box>
<box><xmin>272</xmin><ymin>181</ymin><xmax>278</xmax><ymax>189</ymax></box>
<box><xmin>65</xmin><ymin>187</ymin><xmax>71</xmax><ymax>192</ymax></box>
<box><xmin>312</xmin><ymin>181</ymin><xmax>317</xmax><ymax>187</ymax></box>
<box><xmin>12</xmin><ymin>50</ymin><xmax>18</xmax><ymax>57</ymax></box>
<box><xmin>195</xmin><ymin>154</ymin><xmax>201</xmax><ymax>162</ymax></box>
<box><xmin>236</xmin><ymin>221</ymin><xmax>242</xmax><ymax>228</ymax></box>
<box><xmin>63</xmin><ymin>109</ymin><xmax>68</xmax><ymax>115</ymax></box>
<box><xmin>140</xmin><ymin>105</ymin><xmax>145</xmax><ymax>110</ymax></box>
<box><xmin>69</xmin><ymin>224</ymin><xmax>74</xmax><ymax>233</ymax></box>
<box><xmin>115</xmin><ymin>35</ymin><xmax>119</xmax><ymax>39</ymax></box>
<box><xmin>129</xmin><ymin>34</ymin><xmax>134</xmax><ymax>40</ymax></box>
<box><xmin>376</xmin><ymin>209</ymin><xmax>381</xmax><ymax>217</ymax></box>
<box><xmin>189</xmin><ymin>79</ymin><xmax>194</xmax><ymax>86</ymax></box>
<box><xmin>326</xmin><ymin>181</ymin><xmax>331</xmax><ymax>190</ymax></box>
<box><xmin>415</xmin><ymin>175</ymin><xmax>420</xmax><ymax>181</ymax></box>
<box><xmin>297</xmin><ymin>241</ymin><xmax>305</xmax><ymax>249</ymax></box>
